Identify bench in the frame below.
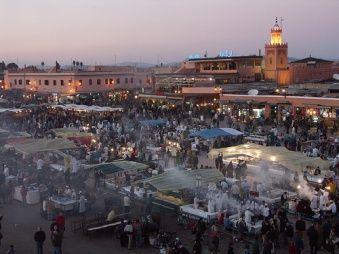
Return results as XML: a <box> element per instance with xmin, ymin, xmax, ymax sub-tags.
<box><xmin>85</xmin><ymin>219</ymin><xmax>128</xmax><ymax>237</ymax></box>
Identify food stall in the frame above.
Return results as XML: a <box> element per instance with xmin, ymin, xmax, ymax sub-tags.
<box><xmin>13</xmin><ymin>184</ymin><xmax>41</xmax><ymax>205</ymax></box>
<box><xmin>209</xmin><ymin>143</ymin><xmax>331</xmax><ymax>173</ymax></box>
<box><xmin>50</xmin><ymin>128</ymin><xmax>96</xmax><ymax>146</ymax></box>
<box><xmin>165</xmin><ymin>139</ymin><xmax>180</xmax><ymax>157</ymax></box>
<box><xmin>50</xmin><ymin>196</ymin><xmax>78</xmax><ymax>212</ymax></box>
<box><xmin>254</xmin><ymin>188</ymin><xmax>298</xmax><ymax>205</ymax></box>
<box><xmin>85</xmin><ymin>160</ymin><xmax>150</xmax><ymax>190</ymax></box>
<box><xmin>144</xmin><ymin>168</ymin><xmax>224</xmax><ymax>214</ymax></box>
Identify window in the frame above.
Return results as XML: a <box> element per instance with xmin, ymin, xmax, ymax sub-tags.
<box><xmin>280</xmin><ymin>57</ymin><xmax>283</xmax><ymax>64</ymax></box>
<box><xmin>68</xmin><ymin>80</ymin><xmax>72</xmax><ymax>86</ymax></box>
<box><xmin>105</xmin><ymin>79</ymin><xmax>109</xmax><ymax>85</ymax></box>
<box><xmin>78</xmin><ymin>80</ymin><xmax>82</xmax><ymax>86</ymax></box>
<box><xmin>89</xmin><ymin>79</ymin><xmax>92</xmax><ymax>85</ymax></box>
<box><xmin>139</xmin><ymin>79</ymin><xmax>142</xmax><ymax>84</ymax></box>
<box><xmin>269</xmin><ymin>58</ymin><xmax>272</xmax><ymax>65</ymax></box>
<box><xmin>130</xmin><ymin>78</ymin><xmax>134</xmax><ymax>84</ymax></box>
<box><xmin>60</xmin><ymin>80</ymin><xmax>64</xmax><ymax>86</ymax></box>
<box><xmin>44</xmin><ymin>80</ymin><xmax>49</xmax><ymax>86</ymax></box>
<box><xmin>26</xmin><ymin>80</ymin><xmax>30</xmax><ymax>85</ymax></box>
<box><xmin>14</xmin><ymin>79</ymin><xmax>17</xmax><ymax>85</ymax></box>
<box><xmin>97</xmin><ymin>79</ymin><xmax>101</xmax><ymax>85</ymax></box>
<box><xmin>229</xmin><ymin>62</ymin><xmax>237</xmax><ymax>70</ymax></box>
<box><xmin>109</xmin><ymin>78</ymin><xmax>114</xmax><ymax>84</ymax></box>
<box><xmin>117</xmin><ymin>78</ymin><xmax>120</xmax><ymax>84</ymax></box>
<box><xmin>125</xmin><ymin>78</ymin><xmax>128</xmax><ymax>84</ymax></box>
<box><xmin>18</xmin><ymin>80</ymin><xmax>22</xmax><ymax>85</ymax></box>
<box><xmin>53</xmin><ymin>80</ymin><xmax>57</xmax><ymax>86</ymax></box>
<box><xmin>39</xmin><ymin>80</ymin><xmax>42</xmax><ymax>86</ymax></box>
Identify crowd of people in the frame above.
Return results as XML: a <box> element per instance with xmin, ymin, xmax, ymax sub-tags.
<box><xmin>0</xmin><ymin>96</ymin><xmax>338</xmax><ymax>253</ymax></box>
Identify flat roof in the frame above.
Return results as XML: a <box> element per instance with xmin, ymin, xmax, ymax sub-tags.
<box><xmin>188</xmin><ymin>55</ymin><xmax>263</xmax><ymax>62</ymax></box>
<box><xmin>220</xmin><ymin>94</ymin><xmax>339</xmax><ymax>108</ymax></box>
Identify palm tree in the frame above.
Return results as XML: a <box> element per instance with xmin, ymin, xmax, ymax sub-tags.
<box><xmin>80</xmin><ymin>62</ymin><xmax>83</xmax><ymax>69</ymax></box>
<box><xmin>41</xmin><ymin>61</ymin><xmax>45</xmax><ymax>69</ymax></box>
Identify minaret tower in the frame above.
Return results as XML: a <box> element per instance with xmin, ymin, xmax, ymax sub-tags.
<box><xmin>265</xmin><ymin>17</ymin><xmax>289</xmax><ymax>85</ymax></box>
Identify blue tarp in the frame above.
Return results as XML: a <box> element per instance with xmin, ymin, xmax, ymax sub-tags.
<box><xmin>139</xmin><ymin>119</ymin><xmax>167</xmax><ymax>127</ymax></box>
<box><xmin>189</xmin><ymin>128</ymin><xmax>243</xmax><ymax>139</ymax></box>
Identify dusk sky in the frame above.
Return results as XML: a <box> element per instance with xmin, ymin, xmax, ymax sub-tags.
<box><xmin>1</xmin><ymin>0</ymin><xmax>338</xmax><ymax>66</ymax></box>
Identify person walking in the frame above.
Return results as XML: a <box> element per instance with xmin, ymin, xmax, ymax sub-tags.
<box><xmin>20</xmin><ymin>185</ymin><xmax>27</xmax><ymax>207</ymax></box>
<box><xmin>7</xmin><ymin>245</ymin><xmax>15</xmax><ymax>254</ymax></box>
<box><xmin>192</xmin><ymin>238</ymin><xmax>202</xmax><ymax>254</ymax></box>
<box><xmin>34</xmin><ymin>226</ymin><xmax>46</xmax><ymax>254</ymax></box>
<box><xmin>123</xmin><ymin>220</ymin><xmax>133</xmax><ymax>250</ymax></box>
<box><xmin>307</xmin><ymin>223</ymin><xmax>318</xmax><ymax>254</ymax></box>
<box><xmin>51</xmin><ymin>226</ymin><xmax>62</xmax><ymax>254</ymax></box>
<box><xmin>123</xmin><ymin>195</ymin><xmax>131</xmax><ymax>215</ymax></box>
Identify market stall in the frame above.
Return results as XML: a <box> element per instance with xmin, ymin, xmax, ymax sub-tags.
<box><xmin>14</xmin><ymin>185</ymin><xmax>41</xmax><ymax>205</ymax></box>
<box><xmin>86</xmin><ymin>160</ymin><xmax>150</xmax><ymax>190</ymax></box>
<box><xmin>144</xmin><ymin>168</ymin><xmax>224</xmax><ymax>211</ymax></box>
<box><xmin>209</xmin><ymin>143</ymin><xmax>331</xmax><ymax>172</ymax></box>
<box><xmin>50</xmin><ymin>128</ymin><xmax>95</xmax><ymax>146</ymax></box>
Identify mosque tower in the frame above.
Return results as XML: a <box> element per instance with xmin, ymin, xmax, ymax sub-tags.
<box><xmin>264</xmin><ymin>17</ymin><xmax>289</xmax><ymax>85</ymax></box>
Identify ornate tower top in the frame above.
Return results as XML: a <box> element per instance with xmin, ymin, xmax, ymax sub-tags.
<box><xmin>270</xmin><ymin>17</ymin><xmax>283</xmax><ymax>45</ymax></box>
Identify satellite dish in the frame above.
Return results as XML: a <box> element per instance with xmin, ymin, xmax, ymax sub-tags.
<box><xmin>248</xmin><ymin>89</ymin><xmax>259</xmax><ymax>96</ymax></box>
<box><xmin>333</xmin><ymin>74</ymin><xmax>339</xmax><ymax>81</ymax></box>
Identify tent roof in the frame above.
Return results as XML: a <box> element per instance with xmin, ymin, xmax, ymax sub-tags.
<box><xmin>8</xmin><ymin>138</ymin><xmax>77</xmax><ymax>155</ymax></box>
<box><xmin>139</xmin><ymin>119</ymin><xmax>167</xmax><ymax>127</ymax></box>
<box><xmin>86</xmin><ymin>160</ymin><xmax>149</xmax><ymax>175</ymax></box>
<box><xmin>144</xmin><ymin>169</ymin><xmax>224</xmax><ymax>191</ymax></box>
<box><xmin>51</xmin><ymin>104</ymin><xmax>123</xmax><ymax>112</ymax></box>
<box><xmin>208</xmin><ymin>143</ymin><xmax>330</xmax><ymax>171</ymax></box>
<box><xmin>190</xmin><ymin>128</ymin><xmax>243</xmax><ymax>139</ymax></box>
<box><xmin>51</xmin><ymin>128</ymin><xmax>94</xmax><ymax>138</ymax></box>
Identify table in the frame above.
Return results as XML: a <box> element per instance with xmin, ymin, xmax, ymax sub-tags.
<box><xmin>255</xmin><ymin>189</ymin><xmax>298</xmax><ymax>205</ymax></box>
<box><xmin>5</xmin><ymin>175</ymin><xmax>17</xmax><ymax>184</ymax></box>
<box><xmin>180</xmin><ymin>204</ymin><xmax>218</xmax><ymax>223</ymax></box>
<box><xmin>51</xmin><ymin>196</ymin><xmax>77</xmax><ymax>212</ymax></box>
<box><xmin>121</xmin><ymin>186</ymin><xmax>155</xmax><ymax>199</ymax></box>
<box><xmin>13</xmin><ymin>186</ymin><xmax>40</xmax><ymax>205</ymax></box>
<box><xmin>49</xmin><ymin>164</ymin><xmax>65</xmax><ymax>172</ymax></box>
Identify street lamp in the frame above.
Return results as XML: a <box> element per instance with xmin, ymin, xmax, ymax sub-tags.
<box><xmin>275</xmin><ymin>88</ymin><xmax>287</xmax><ymax>99</ymax></box>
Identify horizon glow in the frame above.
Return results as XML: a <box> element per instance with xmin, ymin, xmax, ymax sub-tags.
<box><xmin>0</xmin><ymin>0</ymin><xmax>338</xmax><ymax>66</ymax></box>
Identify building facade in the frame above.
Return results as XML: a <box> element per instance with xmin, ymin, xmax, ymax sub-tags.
<box><xmin>289</xmin><ymin>57</ymin><xmax>334</xmax><ymax>84</ymax></box>
<box><xmin>4</xmin><ymin>65</ymin><xmax>152</xmax><ymax>95</ymax></box>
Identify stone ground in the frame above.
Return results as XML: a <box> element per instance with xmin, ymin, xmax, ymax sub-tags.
<box><xmin>1</xmin><ymin>190</ymin><xmax>335</xmax><ymax>254</ymax></box>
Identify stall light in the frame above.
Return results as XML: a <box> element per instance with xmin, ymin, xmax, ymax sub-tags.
<box><xmin>92</xmin><ymin>139</ymin><xmax>96</xmax><ymax>143</ymax></box>
<box><xmin>317</xmin><ymin>179</ymin><xmax>322</xmax><ymax>184</ymax></box>
<box><xmin>134</xmin><ymin>95</ymin><xmax>138</xmax><ymax>99</ymax></box>
<box><xmin>297</xmin><ymin>185</ymin><xmax>301</xmax><ymax>189</ymax></box>
<box><xmin>270</xmin><ymin>156</ymin><xmax>276</xmax><ymax>162</ymax></box>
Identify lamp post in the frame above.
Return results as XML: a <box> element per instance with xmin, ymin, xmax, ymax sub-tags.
<box><xmin>275</xmin><ymin>88</ymin><xmax>287</xmax><ymax>99</ymax></box>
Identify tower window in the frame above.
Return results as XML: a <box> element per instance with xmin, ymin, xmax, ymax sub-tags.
<box><xmin>269</xmin><ymin>58</ymin><xmax>272</xmax><ymax>65</ymax></box>
<box><xmin>280</xmin><ymin>58</ymin><xmax>283</xmax><ymax>64</ymax></box>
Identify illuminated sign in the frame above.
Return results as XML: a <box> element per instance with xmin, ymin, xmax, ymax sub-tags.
<box><xmin>188</xmin><ymin>54</ymin><xmax>201</xmax><ymax>60</ymax></box>
<box><xmin>218</xmin><ymin>50</ymin><xmax>233</xmax><ymax>58</ymax></box>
